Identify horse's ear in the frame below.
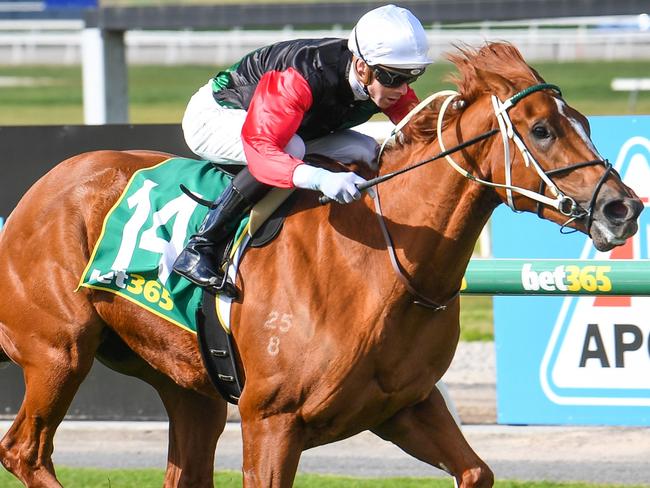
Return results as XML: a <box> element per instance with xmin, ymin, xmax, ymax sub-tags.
<box><xmin>474</xmin><ymin>68</ymin><xmax>515</xmax><ymax>100</ymax></box>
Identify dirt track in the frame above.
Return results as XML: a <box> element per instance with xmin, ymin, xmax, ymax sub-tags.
<box><xmin>2</xmin><ymin>342</ymin><xmax>649</xmax><ymax>485</ymax></box>
<box><xmin>442</xmin><ymin>341</ymin><xmax>497</xmax><ymax>424</ymax></box>
<box><xmin>1</xmin><ymin>420</ymin><xmax>648</xmax><ymax>485</ymax></box>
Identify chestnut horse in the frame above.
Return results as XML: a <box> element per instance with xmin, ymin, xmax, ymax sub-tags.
<box><xmin>0</xmin><ymin>43</ymin><xmax>642</xmax><ymax>487</ymax></box>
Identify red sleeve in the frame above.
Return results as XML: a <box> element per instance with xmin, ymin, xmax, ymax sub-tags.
<box><xmin>383</xmin><ymin>87</ymin><xmax>419</xmax><ymax>124</ymax></box>
<box><xmin>241</xmin><ymin>68</ymin><xmax>313</xmax><ymax>188</ymax></box>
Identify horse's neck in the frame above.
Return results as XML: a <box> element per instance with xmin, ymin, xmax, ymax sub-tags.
<box><xmin>376</xmin><ymin>140</ymin><xmax>497</xmax><ymax>298</ymax></box>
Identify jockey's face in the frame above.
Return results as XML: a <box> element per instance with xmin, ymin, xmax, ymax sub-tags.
<box><xmin>355</xmin><ymin>59</ymin><xmax>409</xmax><ymax>109</ymax></box>
<box><xmin>367</xmin><ymin>76</ymin><xmax>409</xmax><ymax>109</ymax></box>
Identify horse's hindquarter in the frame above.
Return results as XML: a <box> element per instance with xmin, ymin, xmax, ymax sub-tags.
<box><xmin>68</xmin><ymin>151</ymin><xmax>215</xmax><ymax>392</ymax></box>
<box><xmin>0</xmin><ymin>150</ymin><xmax>212</xmax><ymax>389</ymax></box>
<box><xmin>233</xmin><ymin>194</ymin><xmax>462</xmax><ymax>444</ymax></box>
<box><xmin>0</xmin><ymin>151</ymin><xmax>162</xmax><ymax>306</ymax></box>
<box><xmin>0</xmin><ymin>151</ymin><xmax>230</xmax><ymax>488</ymax></box>
<box><xmin>6</xmin><ymin>150</ymin><xmax>169</xmax><ymax>255</ymax></box>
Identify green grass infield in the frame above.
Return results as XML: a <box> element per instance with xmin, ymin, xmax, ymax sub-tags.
<box><xmin>0</xmin><ymin>60</ymin><xmax>648</xmax><ymax>126</ymax></box>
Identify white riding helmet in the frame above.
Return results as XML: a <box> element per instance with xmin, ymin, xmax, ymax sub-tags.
<box><xmin>348</xmin><ymin>4</ymin><xmax>432</xmax><ymax>69</ymax></box>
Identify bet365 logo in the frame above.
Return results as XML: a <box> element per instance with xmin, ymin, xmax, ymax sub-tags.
<box><xmin>540</xmin><ymin>136</ymin><xmax>650</xmax><ymax>406</ymax></box>
<box><xmin>521</xmin><ymin>263</ymin><xmax>612</xmax><ymax>293</ymax></box>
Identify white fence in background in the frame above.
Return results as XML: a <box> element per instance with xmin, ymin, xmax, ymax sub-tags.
<box><xmin>1</xmin><ymin>15</ymin><xmax>650</xmax><ymax>65</ymax></box>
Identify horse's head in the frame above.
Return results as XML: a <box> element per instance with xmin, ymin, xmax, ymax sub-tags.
<box><xmin>434</xmin><ymin>42</ymin><xmax>643</xmax><ymax>251</ymax></box>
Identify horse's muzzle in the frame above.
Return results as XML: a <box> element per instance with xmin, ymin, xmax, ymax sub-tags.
<box><xmin>589</xmin><ymin>196</ymin><xmax>643</xmax><ymax>251</ymax></box>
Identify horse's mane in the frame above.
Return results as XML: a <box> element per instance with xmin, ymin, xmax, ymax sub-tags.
<box><xmin>397</xmin><ymin>42</ymin><xmax>545</xmax><ymax>146</ymax></box>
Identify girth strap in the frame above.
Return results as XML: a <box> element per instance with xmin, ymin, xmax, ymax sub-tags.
<box><xmin>196</xmin><ymin>291</ymin><xmax>243</xmax><ymax>404</ymax></box>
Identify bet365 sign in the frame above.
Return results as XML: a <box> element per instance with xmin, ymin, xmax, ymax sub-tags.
<box><xmin>493</xmin><ymin>116</ymin><xmax>650</xmax><ymax>425</ymax></box>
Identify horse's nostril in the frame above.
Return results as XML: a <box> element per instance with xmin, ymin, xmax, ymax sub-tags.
<box><xmin>603</xmin><ymin>199</ymin><xmax>639</xmax><ymax>223</ymax></box>
<box><xmin>603</xmin><ymin>200</ymin><xmax>631</xmax><ymax>221</ymax></box>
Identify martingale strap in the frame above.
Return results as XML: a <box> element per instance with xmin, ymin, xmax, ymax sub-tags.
<box><xmin>372</xmin><ymin>190</ymin><xmax>459</xmax><ymax>311</ymax></box>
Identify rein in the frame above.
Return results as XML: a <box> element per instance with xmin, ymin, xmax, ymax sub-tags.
<box><xmin>347</xmin><ymin>83</ymin><xmax>614</xmax><ymax>311</ymax></box>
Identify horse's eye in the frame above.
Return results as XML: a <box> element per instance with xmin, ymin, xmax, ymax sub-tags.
<box><xmin>532</xmin><ymin>125</ymin><xmax>551</xmax><ymax>139</ymax></box>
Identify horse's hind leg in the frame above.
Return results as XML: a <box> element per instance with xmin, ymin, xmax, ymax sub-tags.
<box><xmin>372</xmin><ymin>386</ymin><xmax>494</xmax><ymax>488</ymax></box>
<box><xmin>158</xmin><ymin>383</ymin><xmax>226</xmax><ymax>488</ymax></box>
<box><xmin>0</xmin><ymin>315</ymin><xmax>103</xmax><ymax>487</ymax></box>
<box><xmin>97</xmin><ymin>333</ymin><xmax>226</xmax><ymax>488</ymax></box>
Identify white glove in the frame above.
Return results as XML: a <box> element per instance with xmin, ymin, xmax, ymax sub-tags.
<box><xmin>292</xmin><ymin>164</ymin><xmax>373</xmax><ymax>204</ymax></box>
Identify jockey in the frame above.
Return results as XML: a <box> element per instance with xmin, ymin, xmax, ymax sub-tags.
<box><xmin>173</xmin><ymin>4</ymin><xmax>432</xmax><ymax>297</ymax></box>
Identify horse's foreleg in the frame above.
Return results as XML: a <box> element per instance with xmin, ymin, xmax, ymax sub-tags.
<box><xmin>0</xmin><ymin>321</ymin><xmax>102</xmax><ymax>488</ymax></box>
<box><xmin>372</xmin><ymin>387</ymin><xmax>494</xmax><ymax>488</ymax></box>
<box><xmin>240</xmin><ymin>414</ymin><xmax>304</xmax><ymax>488</ymax></box>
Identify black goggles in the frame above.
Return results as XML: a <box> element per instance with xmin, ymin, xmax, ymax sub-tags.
<box><xmin>371</xmin><ymin>65</ymin><xmax>424</xmax><ymax>88</ymax></box>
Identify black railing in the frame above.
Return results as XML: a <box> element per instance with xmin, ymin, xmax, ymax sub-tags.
<box><xmin>82</xmin><ymin>1</ymin><xmax>650</xmax><ymax>30</ymax></box>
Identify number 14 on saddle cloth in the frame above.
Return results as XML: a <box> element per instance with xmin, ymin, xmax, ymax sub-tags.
<box><xmin>78</xmin><ymin>157</ymin><xmax>254</xmax><ymax>332</ymax></box>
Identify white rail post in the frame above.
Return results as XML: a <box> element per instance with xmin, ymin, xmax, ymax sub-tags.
<box><xmin>82</xmin><ymin>27</ymin><xmax>128</xmax><ymax>124</ymax></box>
<box><xmin>611</xmin><ymin>78</ymin><xmax>650</xmax><ymax>113</ymax></box>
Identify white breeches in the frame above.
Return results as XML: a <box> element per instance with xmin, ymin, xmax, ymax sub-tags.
<box><xmin>182</xmin><ymin>81</ymin><xmax>379</xmax><ymax>166</ymax></box>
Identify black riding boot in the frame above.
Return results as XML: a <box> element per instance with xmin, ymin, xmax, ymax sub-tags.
<box><xmin>173</xmin><ymin>169</ymin><xmax>270</xmax><ymax>298</ymax></box>
<box><xmin>173</xmin><ymin>184</ymin><xmax>251</xmax><ymax>297</ymax></box>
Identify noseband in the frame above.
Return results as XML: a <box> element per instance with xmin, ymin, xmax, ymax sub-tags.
<box><xmin>537</xmin><ymin>159</ymin><xmax>614</xmax><ymax>234</ymax></box>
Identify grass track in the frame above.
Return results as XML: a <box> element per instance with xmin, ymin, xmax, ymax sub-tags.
<box><xmin>1</xmin><ymin>468</ymin><xmax>648</xmax><ymax>487</ymax></box>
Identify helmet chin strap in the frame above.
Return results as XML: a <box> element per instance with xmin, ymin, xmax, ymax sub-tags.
<box><xmin>348</xmin><ymin>56</ymin><xmax>372</xmax><ymax>100</ymax></box>
<box><xmin>352</xmin><ymin>25</ymin><xmax>378</xmax><ymax>96</ymax></box>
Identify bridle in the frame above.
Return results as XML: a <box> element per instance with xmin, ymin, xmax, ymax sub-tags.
<box><xmin>365</xmin><ymin>83</ymin><xmax>615</xmax><ymax>310</ymax></box>
<box><xmin>435</xmin><ymin>83</ymin><xmax>613</xmax><ymax>234</ymax></box>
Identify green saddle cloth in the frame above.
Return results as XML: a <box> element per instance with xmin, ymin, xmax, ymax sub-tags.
<box><xmin>77</xmin><ymin>157</ymin><xmax>248</xmax><ymax>333</ymax></box>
